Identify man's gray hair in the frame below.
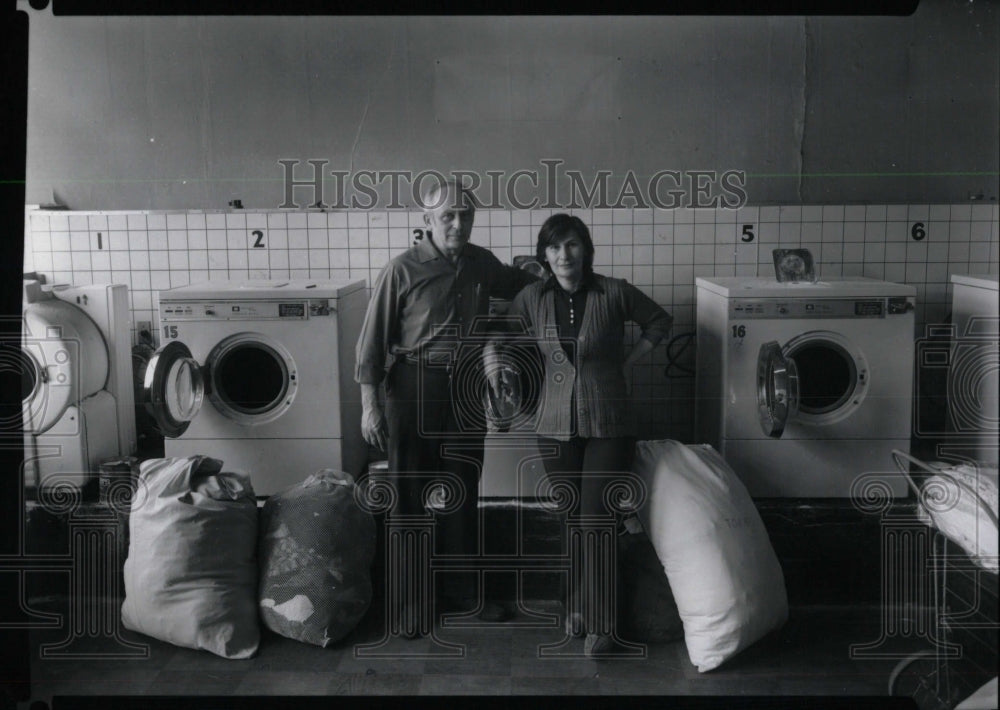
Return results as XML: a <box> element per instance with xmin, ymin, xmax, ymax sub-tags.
<box><xmin>419</xmin><ymin>177</ymin><xmax>481</xmax><ymax>212</ymax></box>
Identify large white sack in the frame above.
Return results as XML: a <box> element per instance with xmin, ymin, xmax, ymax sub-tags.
<box><xmin>634</xmin><ymin>440</ymin><xmax>788</xmax><ymax>672</ymax></box>
<box><xmin>121</xmin><ymin>456</ymin><xmax>260</xmax><ymax>658</ymax></box>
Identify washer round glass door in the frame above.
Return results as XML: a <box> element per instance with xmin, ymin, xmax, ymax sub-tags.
<box><xmin>757</xmin><ymin>341</ymin><xmax>800</xmax><ymax>437</ymax></box>
<box><xmin>757</xmin><ymin>330</ymin><xmax>869</xmax><ymax>437</ymax></box>
<box><xmin>206</xmin><ymin>333</ymin><xmax>297</xmax><ymax>426</ymax></box>
<box><xmin>142</xmin><ymin>340</ymin><xmax>205</xmax><ymax>438</ymax></box>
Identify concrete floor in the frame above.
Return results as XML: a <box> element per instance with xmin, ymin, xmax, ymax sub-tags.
<box><xmin>17</xmin><ymin>598</ymin><xmax>928</xmax><ymax>705</ymax></box>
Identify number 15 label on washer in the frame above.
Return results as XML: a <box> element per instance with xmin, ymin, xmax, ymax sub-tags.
<box><xmin>163</xmin><ymin>325</ymin><xmax>179</xmax><ymax>339</ymax></box>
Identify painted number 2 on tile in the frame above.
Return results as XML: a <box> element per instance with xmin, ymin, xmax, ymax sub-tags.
<box><xmin>252</xmin><ymin>230</ymin><xmax>266</xmax><ymax>248</ymax></box>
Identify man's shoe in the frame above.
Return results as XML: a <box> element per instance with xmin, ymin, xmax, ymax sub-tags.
<box><xmin>565</xmin><ymin>611</ymin><xmax>586</xmax><ymax>638</ymax></box>
<box><xmin>439</xmin><ymin>596</ymin><xmax>476</xmax><ymax>614</ymax></box>
<box><xmin>477</xmin><ymin>600</ymin><xmax>515</xmax><ymax>622</ymax></box>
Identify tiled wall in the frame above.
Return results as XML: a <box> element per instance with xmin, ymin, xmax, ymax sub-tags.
<box><xmin>23</xmin><ymin>204</ymin><xmax>1000</xmax><ymax>442</ymax></box>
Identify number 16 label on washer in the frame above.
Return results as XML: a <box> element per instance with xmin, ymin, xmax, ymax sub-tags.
<box><xmin>732</xmin><ymin>324</ymin><xmax>747</xmax><ymax>338</ymax></box>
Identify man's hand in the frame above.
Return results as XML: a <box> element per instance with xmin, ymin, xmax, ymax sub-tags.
<box><xmin>361</xmin><ymin>404</ymin><xmax>388</xmax><ymax>451</ymax></box>
<box><xmin>360</xmin><ymin>383</ymin><xmax>388</xmax><ymax>451</ymax></box>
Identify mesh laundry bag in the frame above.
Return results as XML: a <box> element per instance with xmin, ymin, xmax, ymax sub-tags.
<box><xmin>121</xmin><ymin>456</ymin><xmax>260</xmax><ymax>658</ymax></box>
<box><xmin>258</xmin><ymin>469</ymin><xmax>377</xmax><ymax>647</ymax></box>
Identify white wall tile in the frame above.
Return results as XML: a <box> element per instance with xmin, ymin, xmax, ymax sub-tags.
<box><xmin>348</xmin><ymin>250</ymin><xmax>369</xmax><ymax>269</ymax></box>
<box><xmin>189</xmin><ymin>251</ymin><xmax>208</xmax><ymax>270</ymax></box>
<box><xmin>51</xmin><ymin>232</ymin><xmax>70</xmax><ymax>251</ymax></box>
<box><xmin>207</xmin><ymin>250</ymin><xmax>227</xmax><ymax>269</ymax></box>
<box><xmin>228</xmin><ymin>251</ymin><xmax>249</xmax><ymax>270</ymax></box>
<box><xmin>91</xmin><ymin>251</ymin><xmax>111</xmax><ymax>271</ymax></box>
<box><xmin>969</xmin><ymin>242</ymin><xmax>991</xmax><ymax>263</ymax></box>
<box><xmin>329</xmin><ymin>228</ymin><xmax>349</xmax><ymax>249</ymax></box>
<box><xmin>150</xmin><ymin>272</ymin><xmax>172</xmax><ymax>290</ymax></box>
<box><xmin>778</xmin><ymin>205</ymin><xmax>801</xmax><ymax>222</ymax></box>
<box><xmin>348</xmin><ymin>228</ymin><xmax>368</xmax><ymax>247</ymax></box>
<box><xmin>289</xmin><ymin>250</ymin><xmax>308</xmax><ymax>269</ymax></box>
<box><xmin>268</xmin><ymin>229</ymin><xmax>287</xmax><ymax>249</ymax></box>
<box><xmin>307</xmin><ymin>249</ymin><xmax>329</xmax><ymax>269</ymax></box>
<box><xmin>885</xmin><ymin>242</ymin><xmax>906</xmax><ymax>262</ymax></box>
<box><xmin>131</xmin><ymin>271</ymin><xmax>151</xmax><ymax>290</ymax></box>
<box><xmin>330</xmin><ymin>249</ymin><xmax>351</xmax><ymax>269</ymax></box>
<box><xmin>865</xmin><ymin>205</ymin><xmax>887</xmax><ymax>221</ymax></box>
<box><xmin>885</xmin><ymin>221</ymin><xmax>908</xmax><ymax>242</ymax></box>
<box><xmin>167</xmin><ymin>231</ymin><xmax>187</xmax><ymax>250</ymax></box>
<box><xmin>249</xmin><ymin>250</ymin><xmax>269</xmax><ymax>270</ymax></box>
<box><xmin>207</xmin><ymin>229</ymin><xmax>227</xmax><ymax>250</ymax></box>
<box><xmin>308</xmin><ymin>229</ymin><xmax>329</xmax><ymax>249</ymax></box>
<box><xmin>778</xmin><ymin>222</ymin><xmax>801</xmax><ymax>243</ymax></box>
<box><xmin>844</xmin><ymin>206</ymin><xmax>866</xmax><ymax>221</ymax></box>
<box><xmin>23</xmin><ymin>205</ymin><xmax>1000</xmax><ymax>446</ymax></box>
<box><xmin>149</xmin><ymin>251</ymin><xmax>169</xmax><ymax>270</ymax></box>
<box><xmin>166</xmin><ymin>214</ymin><xmax>187</xmax><ymax>230</ymax></box>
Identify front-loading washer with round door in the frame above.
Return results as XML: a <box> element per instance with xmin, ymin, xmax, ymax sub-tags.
<box><xmin>945</xmin><ymin>274</ymin><xmax>999</xmax><ymax>464</ymax></box>
<box><xmin>695</xmin><ymin>277</ymin><xmax>916</xmax><ymax>498</ymax></box>
<box><xmin>143</xmin><ymin>279</ymin><xmax>367</xmax><ymax>495</ymax></box>
<box><xmin>20</xmin><ymin>280</ymin><xmax>136</xmax><ymax>491</ymax></box>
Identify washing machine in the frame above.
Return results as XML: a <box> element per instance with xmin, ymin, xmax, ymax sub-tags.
<box><xmin>143</xmin><ymin>279</ymin><xmax>367</xmax><ymax>495</ymax></box>
<box><xmin>695</xmin><ymin>276</ymin><xmax>916</xmax><ymax>498</ymax></box>
<box><xmin>944</xmin><ymin>274</ymin><xmax>998</xmax><ymax>464</ymax></box>
<box><xmin>20</xmin><ymin>279</ymin><xmax>136</xmax><ymax>490</ymax></box>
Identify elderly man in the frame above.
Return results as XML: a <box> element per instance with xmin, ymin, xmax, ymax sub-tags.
<box><xmin>355</xmin><ymin>178</ymin><xmax>537</xmax><ymax>637</ymax></box>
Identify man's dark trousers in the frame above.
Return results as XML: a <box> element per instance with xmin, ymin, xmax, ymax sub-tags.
<box><xmin>383</xmin><ymin>358</ymin><xmax>487</xmax><ymax>620</ymax></box>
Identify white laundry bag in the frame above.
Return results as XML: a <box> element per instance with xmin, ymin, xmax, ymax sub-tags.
<box><xmin>916</xmin><ymin>462</ymin><xmax>998</xmax><ymax>572</ymax></box>
<box><xmin>633</xmin><ymin>440</ymin><xmax>788</xmax><ymax>672</ymax></box>
<box><xmin>121</xmin><ymin>456</ymin><xmax>260</xmax><ymax>658</ymax></box>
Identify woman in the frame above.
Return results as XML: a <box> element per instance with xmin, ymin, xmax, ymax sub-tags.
<box><xmin>505</xmin><ymin>213</ymin><xmax>673</xmax><ymax>658</ymax></box>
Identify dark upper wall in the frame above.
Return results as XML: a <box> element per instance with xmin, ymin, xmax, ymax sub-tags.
<box><xmin>25</xmin><ymin>4</ymin><xmax>999</xmax><ymax>210</ymax></box>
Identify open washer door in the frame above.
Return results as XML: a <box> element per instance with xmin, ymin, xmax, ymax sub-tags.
<box><xmin>757</xmin><ymin>341</ymin><xmax>800</xmax><ymax>438</ymax></box>
<box><xmin>142</xmin><ymin>341</ymin><xmax>205</xmax><ymax>438</ymax></box>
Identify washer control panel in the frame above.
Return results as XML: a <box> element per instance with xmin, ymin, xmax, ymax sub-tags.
<box><xmin>729</xmin><ymin>297</ymin><xmax>914</xmax><ymax>319</ymax></box>
<box><xmin>160</xmin><ymin>299</ymin><xmax>334</xmax><ymax>321</ymax></box>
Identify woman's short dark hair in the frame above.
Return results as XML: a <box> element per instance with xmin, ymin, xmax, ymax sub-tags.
<box><xmin>535</xmin><ymin>213</ymin><xmax>595</xmax><ymax>275</ymax></box>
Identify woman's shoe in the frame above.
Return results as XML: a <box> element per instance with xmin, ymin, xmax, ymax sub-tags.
<box><xmin>584</xmin><ymin>633</ymin><xmax>631</xmax><ymax>658</ymax></box>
